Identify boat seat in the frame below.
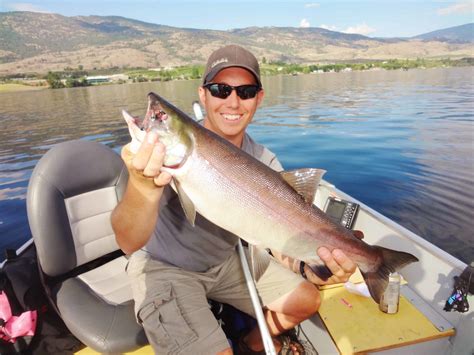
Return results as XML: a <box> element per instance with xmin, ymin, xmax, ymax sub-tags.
<box><xmin>27</xmin><ymin>140</ymin><xmax>148</xmax><ymax>353</ymax></box>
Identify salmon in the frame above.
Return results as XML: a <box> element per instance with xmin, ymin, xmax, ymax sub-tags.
<box><xmin>122</xmin><ymin>92</ymin><xmax>419</xmax><ymax>303</ymax></box>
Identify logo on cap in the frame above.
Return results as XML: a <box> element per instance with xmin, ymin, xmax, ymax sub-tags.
<box><xmin>211</xmin><ymin>58</ymin><xmax>228</xmax><ymax>69</ymax></box>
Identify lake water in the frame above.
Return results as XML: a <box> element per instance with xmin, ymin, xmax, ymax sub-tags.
<box><xmin>0</xmin><ymin>67</ymin><xmax>473</xmax><ymax>263</ymax></box>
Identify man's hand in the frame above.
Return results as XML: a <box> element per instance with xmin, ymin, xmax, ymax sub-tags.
<box><xmin>303</xmin><ymin>247</ymin><xmax>357</xmax><ymax>286</ymax></box>
<box><xmin>122</xmin><ymin>131</ymin><xmax>172</xmax><ymax>188</ymax></box>
<box><xmin>113</xmin><ymin>131</ymin><xmax>172</xmax><ymax>254</ymax></box>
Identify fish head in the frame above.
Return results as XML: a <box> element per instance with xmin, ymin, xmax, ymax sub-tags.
<box><xmin>141</xmin><ymin>92</ymin><xmax>169</xmax><ymax>132</ymax></box>
<box><xmin>122</xmin><ymin>92</ymin><xmax>194</xmax><ymax>168</ymax></box>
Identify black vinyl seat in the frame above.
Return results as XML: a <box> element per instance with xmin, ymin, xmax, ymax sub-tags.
<box><xmin>27</xmin><ymin>140</ymin><xmax>148</xmax><ymax>353</ymax></box>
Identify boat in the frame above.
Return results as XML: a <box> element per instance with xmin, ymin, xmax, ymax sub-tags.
<box><xmin>1</xmin><ymin>137</ymin><xmax>472</xmax><ymax>355</ymax></box>
<box><xmin>299</xmin><ymin>181</ymin><xmax>473</xmax><ymax>355</ymax></box>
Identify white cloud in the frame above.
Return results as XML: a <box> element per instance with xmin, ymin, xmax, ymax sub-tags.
<box><xmin>305</xmin><ymin>3</ymin><xmax>320</xmax><ymax>8</ymax></box>
<box><xmin>343</xmin><ymin>23</ymin><xmax>376</xmax><ymax>36</ymax></box>
<box><xmin>320</xmin><ymin>24</ymin><xmax>338</xmax><ymax>31</ymax></box>
<box><xmin>437</xmin><ymin>1</ymin><xmax>473</xmax><ymax>15</ymax></box>
<box><xmin>7</xmin><ymin>2</ymin><xmax>50</xmax><ymax>13</ymax></box>
<box><xmin>300</xmin><ymin>19</ymin><xmax>311</xmax><ymax>28</ymax></box>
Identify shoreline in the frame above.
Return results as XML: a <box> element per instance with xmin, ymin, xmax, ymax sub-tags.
<box><xmin>1</xmin><ymin>63</ymin><xmax>472</xmax><ymax>93</ymax></box>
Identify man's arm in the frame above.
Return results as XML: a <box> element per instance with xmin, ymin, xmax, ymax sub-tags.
<box><xmin>271</xmin><ymin>247</ymin><xmax>357</xmax><ymax>285</ymax></box>
<box><xmin>111</xmin><ymin>132</ymin><xmax>172</xmax><ymax>254</ymax></box>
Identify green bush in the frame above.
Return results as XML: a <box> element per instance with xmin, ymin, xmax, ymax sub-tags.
<box><xmin>46</xmin><ymin>72</ymin><xmax>64</xmax><ymax>89</ymax></box>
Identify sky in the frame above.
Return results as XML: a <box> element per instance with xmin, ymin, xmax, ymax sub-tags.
<box><xmin>1</xmin><ymin>0</ymin><xmax>473</xmax><ymax>38</ymax></box>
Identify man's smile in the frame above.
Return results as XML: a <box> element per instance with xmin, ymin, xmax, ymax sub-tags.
<box><xmin>222</xmin><ymin>113</ymin><xmax>243</xmax><ymax>122</ymax></box>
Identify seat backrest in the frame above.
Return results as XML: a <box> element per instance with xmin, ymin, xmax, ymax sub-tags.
<box><xmin>27</xmin><ymin>140</ymin><xmax>128</xmax><ymax>278</ymax></box>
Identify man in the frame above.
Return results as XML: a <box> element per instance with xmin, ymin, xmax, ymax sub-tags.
<box><xmin>112</xmin><ymin>44</ymin><xmax>356</xmax><ymax>354</ymax></box>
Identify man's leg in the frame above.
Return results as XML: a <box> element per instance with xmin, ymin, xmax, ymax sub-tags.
<box><xmin>209</xmin><ymin>247</ymin><xmax>320</xmax><ymax>353</ymax></box>
<box><xmin>241</xmin><ymin>246</ymin><xmax>320</xmax><ymax>352</ymax></box>
<box><xmin>243</xmin><ymin>281</ymin><xmax>320</xmax><ymax>352</ymax></box>
<box><xmin>127</xmin><ymin>251</ymin><xmax>231</xmax><ymax>355</ymax></box>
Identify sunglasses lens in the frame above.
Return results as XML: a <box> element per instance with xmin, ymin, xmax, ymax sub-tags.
<box><xmin>208</xmin><ymin>84</ymin><xmax>231</xmax><ymax>99</ymax></box>
<box><xmin>206</xmin><ymin>84</ymin><xmax>260</xmax><ymax>100</ymax></box>
<box><xmin>237</xmin><ymin>85</ymin><xmax>259</xmax><ymax>99</ymax></box>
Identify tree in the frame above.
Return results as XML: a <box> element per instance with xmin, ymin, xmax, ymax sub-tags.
<box><xmin>65</xmin><ymin>77</ymin><xmax>89</xmax><ymax>88</ymax></box>
<box><xmin>46</xmin><ymin>72</ymin><xmax>64</xmax><ymax>89</ymax></box>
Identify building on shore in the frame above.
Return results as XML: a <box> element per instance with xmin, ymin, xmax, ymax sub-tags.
<box><xmin>85</xmin><ymin>74</ymin><xmax>129</xmax><ymax>84</ymax></box>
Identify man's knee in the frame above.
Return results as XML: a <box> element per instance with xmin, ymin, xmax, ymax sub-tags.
<box><xmin>289</xmin><ymin>281</ymin><xmax>321</xmax><ymax>320</ymax></box>
<box><xmin>267</xmin><ymin>281</ymin><xmax>321</xmax><ymax>321</ymax></box>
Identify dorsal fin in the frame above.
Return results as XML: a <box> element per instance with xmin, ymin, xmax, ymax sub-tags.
<box><xmin>280</xmin><ymin>168</ymin><xmax>326</xmax><ymax>203</ymax></box>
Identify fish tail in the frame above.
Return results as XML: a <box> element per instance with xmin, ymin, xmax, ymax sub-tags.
<box><xmin>360</xmin><ymin>246</ymin><xmax>419</xmax><ymax>303</ymax></box>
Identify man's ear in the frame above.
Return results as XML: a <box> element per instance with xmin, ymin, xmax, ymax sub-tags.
<box><xmin>198</xmin><ymin>86</ymin><xmax>207</xmax><ymax>106</ymax></box>
<box><xmin>256</xmin><ymin>88</ymin><xmax>265</xmax><ymax>107</ymax></box>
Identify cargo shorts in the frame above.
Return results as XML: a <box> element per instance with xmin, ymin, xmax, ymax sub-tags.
<box><xmin>127</xmin><ymin>247</ymin><xmax>305</xmax><ymax>355</ymax></box>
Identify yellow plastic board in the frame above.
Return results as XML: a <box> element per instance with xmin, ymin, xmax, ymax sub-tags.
<box><xmin>318</xmin><ymin>286</ymin><xmax>455</xmax><ymax>354</ymax></box>
<box><xmin>75</xmin><ymin>345</ymin><xmax>154</xmax><ymax>354</ymax></box>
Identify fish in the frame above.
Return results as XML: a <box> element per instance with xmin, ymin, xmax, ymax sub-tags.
<box><xmin>121</xmin><ymin>92</ymin><xmax>419</xmax><ymax>303</ymax></box>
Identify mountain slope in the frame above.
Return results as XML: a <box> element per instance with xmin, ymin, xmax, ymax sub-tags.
<box><xmin>0</xmin><ymin>12</ymin><xmax>472</xmax><ymax>75</ymax></box>
<box><xmin>413</xmin><ymin>23</ymin><xmax>474</xmax><ymax>43</ymax></box>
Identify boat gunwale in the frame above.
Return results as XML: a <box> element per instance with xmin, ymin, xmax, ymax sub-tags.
<box><xmin>318</xmin><ymin>180</ymin><xmax>467</xmax><ymax>270</ymax></box>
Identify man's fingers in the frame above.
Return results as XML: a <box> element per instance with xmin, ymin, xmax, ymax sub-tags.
<box><xmin>353</xmin><ymin>230</ymin><xmax>364</xmax><ymax>240</ymax></box>
<box><xmin>121</xmin><ymin>143</ymin><xmax>134</xmax><ymax>164</ymax></box>
<box><xmin>120</xmin><ymin>132</ymin><xmax>172</xmax><ymax>189</ymax></box>
<box><xmin>305</xmin><ymin>269</ymin><xmax>325</xmax><ymax>285</ymax></box>
<box><xmin>154</xmin><ymin>171</ymin><xmax>172</xmax><ymax>187</ymax></box>
<box><xmin>132</xmin><ymin>132</ymin><xmax>158</xmax><ymax>171</ymax></box>
<box><xmin>143</xmin><ymin>143</ymin><xmax>166</xmax><ymax>177</ymax></box>
<box><xmin>315</xmin><ymin>247</ymin><xmax>356</xmax><ymax>283</ymax></box>
<box><xmin>332</xmin><ymin>249</ymin><xmax>357</xmax><ymax>274</ymax></box>
<box><xmin>317</xmin><ymin>247</ymin><xmax>343</xmax><ymax>276</ymax></box>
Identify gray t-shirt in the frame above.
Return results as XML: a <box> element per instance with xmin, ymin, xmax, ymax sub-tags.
<box><xmin>142</xmin><ymin>133</ymin><xmax>283</xmax><ymax>272</ymax></box>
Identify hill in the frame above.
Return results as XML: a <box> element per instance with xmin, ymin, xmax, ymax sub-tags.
<box><xmin>0</xmin><ymin>12</ymin><xmax>473</xmax><ymax>75</ymax></box>
<box><xmin>413</xmin><ymin>23</ymin><xmax>474</xmax><ymax>43</ymax></box>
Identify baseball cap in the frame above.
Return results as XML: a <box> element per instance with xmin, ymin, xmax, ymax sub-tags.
<box><xmin>202</xmin><ymin>45</ymin><xmax>262</xmax><ymax>88</ymax></box>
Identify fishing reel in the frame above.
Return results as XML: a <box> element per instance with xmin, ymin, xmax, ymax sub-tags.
<box><xmin>444</xmin><ymin>263</ymin><xmax>473</xmax><ymax>313</ymax></box>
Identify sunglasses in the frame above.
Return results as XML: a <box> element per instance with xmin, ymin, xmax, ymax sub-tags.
<box><xmin>204</xmin><ymin>83</ymin><xmax>261</xmax><ymax>100</ymax></box>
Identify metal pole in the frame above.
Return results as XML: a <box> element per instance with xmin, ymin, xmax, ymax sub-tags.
<box><xmin>237</xmin><ymin>240</ymin><xmax>276</xmax><ymax>355</ymax></box>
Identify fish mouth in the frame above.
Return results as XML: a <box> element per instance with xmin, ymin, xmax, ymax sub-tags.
<box><xmin>143</xmin><ymin>93</ymin><xmax>168</xmax><ymax>129</ymax></box>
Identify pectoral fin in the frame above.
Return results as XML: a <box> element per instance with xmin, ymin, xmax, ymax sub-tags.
<box><xmin>173</xmin><ymin>177</ymin><xmax>196</xmax><ymax>226</ymax></box>
<box><xmin>280</xmin><ymin>168</ymin><xmax>326</xmax><ymax>203</ymax></box>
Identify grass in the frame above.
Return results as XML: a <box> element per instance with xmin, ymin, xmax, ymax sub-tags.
<box><xmin>0</xmin><ymin>83</ymin><xmax>47</xmax><ymax>92</ymax></box>
<box><xmin>126</xmin><ymin>65</ymin><xmax>204</xmax><ymax>82</ymax></box>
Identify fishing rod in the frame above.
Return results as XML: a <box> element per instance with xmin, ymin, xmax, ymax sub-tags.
<box><xmin>237</xmin><ymin>240</ymin><xmax>276</xmax><ymax>355</ymax></box>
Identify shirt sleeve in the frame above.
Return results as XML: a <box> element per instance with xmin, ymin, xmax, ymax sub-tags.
<box><xmin>242</xmin><ymin>133</ymin><xmax>284</xmax><ymax>172</ymax></box>
<box><xmin>267</xmin><ymin>152</ymin><xmax>284</xmax><ymax>172</ymax></box>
